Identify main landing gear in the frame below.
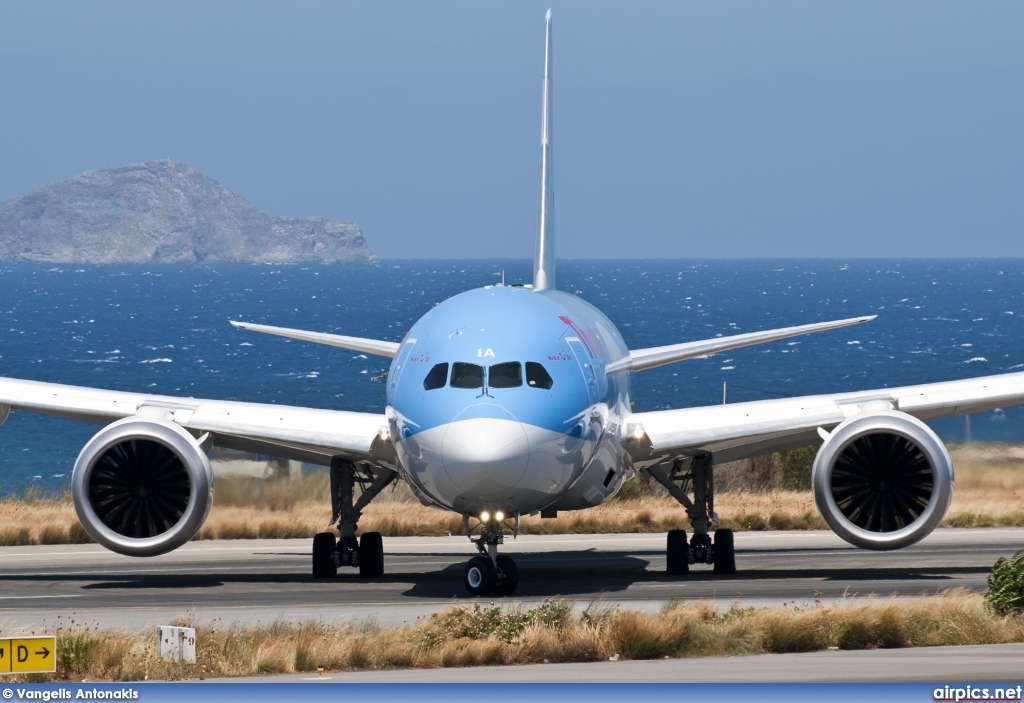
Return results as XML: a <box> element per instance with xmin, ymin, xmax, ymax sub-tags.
<box><xmin>462</xmin><ymin>511</ymin><xmax>519</xmax><ymax>596</ymax></box>
<box><xmin>312</xmin><ymin>457</ymin><xmax>397</xmax><ymax>579</ymax></box>
<box><xmin>648</xmin><ymin>452</ymin><xmax>736</xmax><ymax>575</ymax></box>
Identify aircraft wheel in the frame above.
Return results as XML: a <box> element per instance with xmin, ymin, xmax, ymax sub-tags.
<box><xmin>713</xmin><ymin>529</ymin><xmax>736</xmax><ymax>574</ymax></box>
<box><xmin>666</xmin><ymin>529</ymin><xmax>689</xmax><ymax>575</ymax></box>
<box><xmin>358</xmin><ymin>531</ymin><xmax>384</xmax><ymax>578</ymax></box>
<box><xmin>312</xmin><ymin>532</ymin><xmax>338</xmax><ymax>578</ymax></box>
<box><xmin>465</xmin><ymin>555</ymin><xmax>497</xmax><ymax>596</ymax></box>
<box><xmin>494</xmin><ymin>555</ymin><xmax>519</xmax><ymax>596</ymax></box>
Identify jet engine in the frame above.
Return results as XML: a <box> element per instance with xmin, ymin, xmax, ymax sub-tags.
<box><xmin>812</xmin><ymin>410</ymin><xmax>953</xmax><ymax>551</ymax></box>
<box><xmin>71</xmin><ymin>417</ymin><xmax>215</xmax><ymax>557</ymax></box>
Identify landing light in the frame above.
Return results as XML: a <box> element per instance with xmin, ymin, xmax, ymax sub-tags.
<box><xmin>631</xmin><ymin>424</ymin><xmax>646</xmax><ymax>440</ymax></box>
<box><xmin>480</xmin><ymin>511</ymin><xmax>490</xmax><ymax>522</ymax></box>
<box><xmin>494</xmin><ymin>511</ymin><xmax>504</xmax><ymax>522</ymax></box>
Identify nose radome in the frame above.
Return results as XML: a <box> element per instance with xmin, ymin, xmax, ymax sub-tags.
<box><xmin>442</xmin><ymin>405</ymin><xmax>530</xmax><ymax>496</ymax></box>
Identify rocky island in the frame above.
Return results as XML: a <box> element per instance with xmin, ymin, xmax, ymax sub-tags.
<box><xmin>0</xmin><ymin>160</ymin><xmax>377</xmax><ymax>264</ymax></box>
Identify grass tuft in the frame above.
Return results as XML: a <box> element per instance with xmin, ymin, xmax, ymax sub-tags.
<box><xmin>39</xmin><ymin>525</ymin><xmax>70</xmax><ymax>544</ymax></box>
<box><xmin>0</xmin><ymin>527</ymin><xmax>33</xmax><ymax>546</ymax></box>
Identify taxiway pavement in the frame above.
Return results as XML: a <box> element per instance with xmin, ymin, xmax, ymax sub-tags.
<box><xmin>1</xmin><ymin>529</ymin><xmax>1020</xmax><ymax>632</ymax></box>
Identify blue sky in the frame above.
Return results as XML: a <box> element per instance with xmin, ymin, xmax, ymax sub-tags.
<box><xmin>2</xmin><ymin>1</ymin><xmax>1022</xmax><ymax>258</ymax></box>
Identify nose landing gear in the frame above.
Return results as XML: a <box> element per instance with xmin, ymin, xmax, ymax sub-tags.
<box><xmin>465</xmin><ymin>555</ymin><xmax>496</xmax><ymax>596</ymax></box>
<box><xmin>462</xmin><ymin>511</ymin><xmax>520</xmax><ymax>596</ymax></box>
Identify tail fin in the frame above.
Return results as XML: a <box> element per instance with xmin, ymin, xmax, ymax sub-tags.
<box><xmin>533</xmin><ymin>9</ymin><xmax>555</xmax><ymax>291</ymax></box>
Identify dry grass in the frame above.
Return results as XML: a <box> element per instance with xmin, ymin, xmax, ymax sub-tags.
<box><xmin>3</xmin><ymin>443</ymin><xmax>1023</xmax><ymax>545</ymax></box>
<box><xmin>0</xmin><ymin>489</ymin><xmax>93</xmax><ymax>546</ymax></box>
<box><xmin>4</xmin><ymin>591</ymin><xmax>1023</xmax><ymax>682</ymax></box>
<box><xmin>942</xmin><ymin>444</ymin><xmax>1024</xmax><ymax>527</ymax></box>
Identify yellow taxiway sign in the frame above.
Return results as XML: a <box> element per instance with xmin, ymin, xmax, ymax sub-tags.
<box><xmin>0</xmin><ymin>636</ymin><xmax>57</xmax><ymax>674</ymax></box>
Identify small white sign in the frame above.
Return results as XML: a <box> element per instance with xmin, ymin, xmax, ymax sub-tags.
<box><xmin>156</xmin><ymin>626</ymin><xmax>196</xmax><ymax>663</ymax></box>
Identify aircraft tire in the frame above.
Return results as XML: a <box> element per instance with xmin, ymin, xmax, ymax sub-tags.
<box><xmin>359</xmin><ymin>531</ymin><xmax>384</xmax><ymax>578</ymax></box>
<box><xmin>465</xmin><ymin>555</ymin><xmax>497</xmax><ymax>596</ymax></box>
<box><xmin>713</xmin><ymin>529</ymin><xmax>736</xmax><ymax>574</ymax></box>
<box><xmin>666</xmin><ymin>529</ymin><xmax>689</xmax><ymax>574</ymax></box>
<box><xmin>494</xmin><ymin>555</ymin><xmax>519</xmax><ymax>596</ymax></box>
<box><xmin>312</xmin><ymin>532</ymin><xmax>338</xmax><ymax>578</ymax></box>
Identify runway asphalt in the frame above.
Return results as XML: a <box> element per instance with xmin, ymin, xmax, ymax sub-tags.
<box><xmin>1</xmin><ymin>528</ymin><xmax>1021</xmax><ymax>633</ymax></box>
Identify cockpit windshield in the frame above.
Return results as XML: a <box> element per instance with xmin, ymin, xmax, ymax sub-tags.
<box><xmin>430</xmin><ymin>361</ymin><xmax>553</xmax><ymax>390</ymax></box>
<box><xmin>488</xmin><ymin>362</ymin><xmax>522</xmax><ymax>388</ymax></box>
<box><xmin>450</xmin><ymin>362</ymin><xmax>484</xmax><ymax>389</ymax></box>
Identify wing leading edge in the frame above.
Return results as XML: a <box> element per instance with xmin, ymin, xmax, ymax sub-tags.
<box><xmin>626</xmin><ymin>370</ymin><xmax>1024</xmax><ymax>465</ymax></box>
<box><xmin>0</xmin><ymin>376</ymin><xmax>392</xmax><ymax>467</ymax></box>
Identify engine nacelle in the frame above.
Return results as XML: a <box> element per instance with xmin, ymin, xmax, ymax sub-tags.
<box><xmin>71</xmin><ymin>417</ymin><xmax>215</xmax><ymax>557</ymax></box>
<box><xmin>812</xmin><ymin>410</ymin><xmax>953</xmax><ymax>551</ymax></box>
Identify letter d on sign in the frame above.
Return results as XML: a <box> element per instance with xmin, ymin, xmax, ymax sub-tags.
<box><xmin>16</xmin><ymin>646</ymin><xmax>26</xmax><ymax>663</ymax></box>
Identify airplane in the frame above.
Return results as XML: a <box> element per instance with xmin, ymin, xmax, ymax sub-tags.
<box><xmin>3</xmin><ymin>11</ymin><xmax>1024</xmax><ymax>597</ymax></box>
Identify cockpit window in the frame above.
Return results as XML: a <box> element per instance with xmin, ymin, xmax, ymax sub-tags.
<box><xmin>423</xmin><ymin>363</ymin><xmax>449</xmax><ymax>390</ymax></box>
<box><xmin>450</xmin><ymin>362</ymin><xmax>484</xmax><ymax>389</ymax></box>
<box><xmin>526</xmin><ymin>362</ymin><xmax>553</xmax><ymax>389</ymax></box>
<box><xmin>489</xmin><ymin>362</ymin><xmax>522</xmax><ymax>388</ymax></box>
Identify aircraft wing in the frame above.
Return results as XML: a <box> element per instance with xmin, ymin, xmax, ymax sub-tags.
<box><xmin>229</xmin><ymin>321</ymin><xmax>400</xmax><ymax>358</ymax></box>
<box><xmin>625</xmin><ymin>371</ymin><xmax>1024</xmax><ymax>465</ymax></box>
<box><xmin>606</xmin><ymin>315</ymin><xmax>875</xmax><ymax>375</ymax></box>
<box><xmin>0</xmin><ymin>376</ymin><xmax>392</xmax><ymax>468</ymax></box>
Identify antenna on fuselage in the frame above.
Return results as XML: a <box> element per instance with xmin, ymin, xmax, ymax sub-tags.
<box><xmin>533</xmin><ymin>9</ymin><xmax>555</xmax><ymax>292</ymax></box>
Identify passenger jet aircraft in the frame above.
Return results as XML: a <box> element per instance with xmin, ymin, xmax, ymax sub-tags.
<box><xmin>3</xmin><ymin>12</ymin><xmax>1024</xmax><ymax>596</ymax></box>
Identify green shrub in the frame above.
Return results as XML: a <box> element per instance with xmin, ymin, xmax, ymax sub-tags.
<box><xmin>985</xmin><ymin>549</ymin><xmax>1024</xmax><ymax>616</ymax></box>
<box><xmin>421</xmin><ymin>599</ymin><xmax>573</xmax><ymax>646</ymax></box>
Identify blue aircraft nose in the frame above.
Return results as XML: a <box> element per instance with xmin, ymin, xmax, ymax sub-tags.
<box><xmin>441</xmin><ymin>404</ymin><xmax>530</xmax><ymax>496</ymax></box>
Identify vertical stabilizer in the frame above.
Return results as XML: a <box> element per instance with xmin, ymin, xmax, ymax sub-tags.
<box><xmin>533</xmin><ymin>9</ymin><xmax>555</xmax><ymax>291</ymax></box>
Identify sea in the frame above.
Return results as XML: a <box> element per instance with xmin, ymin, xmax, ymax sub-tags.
<box><xmin>2</xmin><ymin>259</ymin><xmax>1023</xmax><ymax>497</ymax></box>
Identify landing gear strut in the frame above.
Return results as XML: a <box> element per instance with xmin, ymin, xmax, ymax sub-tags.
<box><xmin>462</xmin><ymin>512</ymin><xmax>520</xmax><ymax>596</ymax></box>
<box><xmin>312</xmin><ymin>457</ymin><xmax>396</xmax><ymax>579</ymax></box>
<box><xmin>650</xmin><ymin>452</ymin><xmax>736</xmax><ymax>575</ymax></box>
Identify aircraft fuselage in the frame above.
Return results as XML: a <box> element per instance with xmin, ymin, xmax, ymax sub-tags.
<box><xmin>387</xmin><ymin>284</ymin><xmax>634</xmax><ymax>519</ymax></box>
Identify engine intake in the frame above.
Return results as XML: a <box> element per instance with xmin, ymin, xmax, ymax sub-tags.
<box><xmin>72</xmin><ymin>417</ymin><xmax>214</xmax><ymax>557</ymax></box>
<box><xmin>812</xmin><ymin>410</ymin><xmax>953</xmax><ymax>551</ymax></box>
